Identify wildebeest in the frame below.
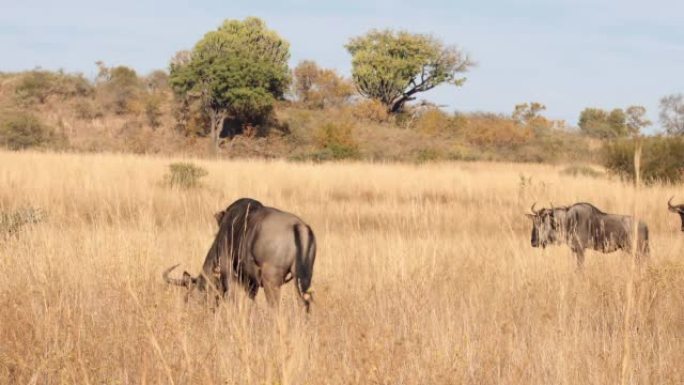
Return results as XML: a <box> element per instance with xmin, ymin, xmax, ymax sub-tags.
<box><xmin>163</xmin><ymin>198</ymin><xmax>316</xmax><ymax>312</ymax></box>
<box><xmin>525</xmin><ymin>202</ymin><xmax>649</xmax><ymax>267</ymax></box>
<box><xmin>667</xmin><ymin>196</ymin><xmax>684</xmax><ymax>232</ymax></box>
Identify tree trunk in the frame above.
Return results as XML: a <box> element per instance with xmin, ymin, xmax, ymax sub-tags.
<box><xmin>209</xmin><ymin>110</ymin><xmax>219</xmax><ymax>154</ymax></box>
<box><xmin>209</xmin><ymin>110</ymin><xmax>227</xmax><ymax>155</ymax></box>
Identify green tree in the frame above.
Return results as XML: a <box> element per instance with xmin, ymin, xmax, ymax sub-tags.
<box><xmin>578</xmin><ymin>107</ymin><xmax>627</xmax><ymax>138</ymax></box>
<box><xmin>169</xmin><ymin>17</ymin><xmax>290</xmax><ymax>150</ymax></box>
<box><xmin>346</xmin><ymin>29</ymin><xmax>471</xmax><ymax>113</ymax></box>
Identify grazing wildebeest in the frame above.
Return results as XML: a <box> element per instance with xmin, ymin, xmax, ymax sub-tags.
<box><xmin>525</xmin><ymin>202</ymin><xmax>649</xmax><ymax>268</ymax></box>
<box><xmin>667</xmin><ymin>196</ymin><xmax>684</xmax><ymax>232</ymax></box>
<box><xmin>163</xmin><ymin>198</ymin><xmax>316</xmax><ymax>312</ymax></box>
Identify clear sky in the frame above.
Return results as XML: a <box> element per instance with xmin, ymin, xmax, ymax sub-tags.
<box><xmin>2</xmin><ymin>0</ymin><xmax>683</xmax><ymax>131</ymax></box>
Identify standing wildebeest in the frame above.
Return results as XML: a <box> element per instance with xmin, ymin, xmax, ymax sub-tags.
<box><xmin>667</xmin><ymin>196</ymin><xmax>684</xmax><ymax>232</ymax></box>
<box><xmin>163</xmin><ymin>198</ymin><xmax>316</xmax><ymax>312</ymax></box>
<box><xmin>525</xmin><ymin>202</ymin><xmax>649</xmax><ymax>267</ymax></box>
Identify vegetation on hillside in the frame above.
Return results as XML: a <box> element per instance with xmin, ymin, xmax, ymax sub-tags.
<box><xmin>0</xmin><ymin>16</ymin><xmax>683</xmax><ymax>180</ymax></box>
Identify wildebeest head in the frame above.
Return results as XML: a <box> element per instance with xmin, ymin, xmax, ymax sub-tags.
<box><xmin>668</xmin><ymin>196</ymin><xmax>684</xmax><ymax>232</ymax></box>
<box><xmin>162</xmin><ymin>264</ymin><xmax>198</xmax><ymax>288</ymax></box>
<box><xmin>525</xmin><ymin>203</ymin><xmax>564</xmax><ymax>248</ymax></box>
<box><xmin>163</xmin><ymin>198</ymin><xmax>264</xmax><ymax>294</ymax></box>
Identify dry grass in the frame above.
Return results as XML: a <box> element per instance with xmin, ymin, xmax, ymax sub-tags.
<box><xmin>0</xmin><ymin>150</ymin><xmax>682</xmax><ymax>385</ymax></box>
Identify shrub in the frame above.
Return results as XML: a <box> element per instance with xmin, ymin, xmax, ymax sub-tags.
<box><xmin>602</xmin><ymin>137</ymin><xmax>684</xmax><ymax>184</ymax></box>
<box><xmin>413</xmin><ymin>108</ymin><xmax>457</xmax><ymax>134</ymax></box>
<box><xmin>415</xmin><ymin>148</ymin><xmax>440</xmax><ymax>163</ymax></box>
<box><xmin>0</xmin><ymin>112</ymin><xmax>56</xmax><ymax>150</ymax></box>
<box><xmin>73</xmin><ymin>99</ymin><xmax>103</xmax><ymax>120</ymax></box>
<box><xmin>352</xmin><ymin>99</ymin><xmax>390</xmax><ymax>123</ymax></box>
<box><xmin>144</xmin><ymin>94</ymin><xmax>164</xmax><ymax>128</ymax></box>
<box><xmin>462</xmin><ymin>113</ymin><xmax>533</xmax><ymax>147</ymax></box>
<box><xmin>164</xmin><ymin>162</ymin><xmax>208</xmax><ymax>189</ymax></box>
<box><xmin>560</xmin><ymin>165</ymin><xmax>603</xmax><ymax>178</ymax></box>
<box><xmin>315</xmin><ymin>120</ymin><xmax>359</xmax><ymax>160</ymax></box>
<box><xmin>14</xmin><ymin>70</ymin><xmax>93</xmax><ymax>104</ymax></box>
<box><xmin>0</xmin><ymin>207</ymin><xmax>46</xmax><ymax>234</ymax></box>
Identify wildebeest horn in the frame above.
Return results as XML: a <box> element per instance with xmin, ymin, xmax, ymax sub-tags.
<box><xmin>531</xmin><ymin>202</ymin><xmax>540</xmax><ymax>215</ymax></box>
<box><xmin>668</xmin><ymin>196</ymin><xmax>678</xmax><ymax>211</ymax></box>
<box><xmin>163</xmin><ymin>264</ymin><xmax>189</xmax><ymax>287</ymax></box>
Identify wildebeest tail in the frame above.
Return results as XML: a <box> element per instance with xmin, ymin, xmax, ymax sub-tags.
<box><xmin>293</xmin><ymin>223</ymin><xmax>316</xmax><ymax>299</ymax></box>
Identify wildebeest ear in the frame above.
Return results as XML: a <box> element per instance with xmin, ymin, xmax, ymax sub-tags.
<box><xmin>214</xmin><ymin>210</ymin><xmax>225</xmax><ymax>224</ymax></box>
<box><xmin>525</xmin><ymin>213</ymin><xmax>535</xmax><ymax>218</ymax></box>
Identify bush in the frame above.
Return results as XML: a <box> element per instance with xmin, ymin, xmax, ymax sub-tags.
<box><xmin>602</xmin><ymin>137</ymin><xmax>684</xmax><ymax>184</ymax></box>
<box><xmin>462</xmin><ymin>113</ymin><xmax>533</xmax><ymax>147</ymax></box>
<box><xmin>14</xmin><ymin>70</ymin><xmax>92</xmax><ymax>104</ymax></box>
<box><xmin>164</xmin><ymin>162</ymin><xmax>208</xmax><ymax>189</ymax></box>
<box><xmin>144</xmin><ymin>94</ymin><xmax>164</xmax><ymax>128</ymax></box>
<box><xmin>315</xmin><ymin>120</ymin><xmax>360</xmax><ymax>160</ymax></box>
<box><xmin>73</xmin><ymin>99</ymin><xmax>103</xmax><ymax>120</ymax></box>
<box><xmin>0</xmin><ymin>112</ymin><xmax>56</xmax><ymax>150</ymax></box>
<box><xmin>0</xmin><ymin>207</ymin><xmax>46</xmax><ymax>234</ymax></box>
<box><xmin>352</xmin><ymin>99</ymin><xmax>390</xmax><ymax>123</ymax></box>
<box><xmin>560</xmin><ymin>165</ymin><xmax>603</xmax><ymax>178</ymax></box>
<box><xmin>413</xmin><ymin>108</ymin><xmax>458</xmax><ymax>134</ymax></box>
<box><xmin>415</xmin><ymin>148</ymin><xmax>440</xmax><ymax>163</ymax></box>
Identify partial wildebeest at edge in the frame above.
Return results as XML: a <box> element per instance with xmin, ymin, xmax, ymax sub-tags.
<box><xmin>163</xmin><ymin>198</ymin><xmax>316</xmax><ymax>312</ymax></box>
<box><xmin>667</xmin><ymin>197</ymin><xmax>684</xmax><ymax>232</ymax></box>
<box><xmin>525</xmin><ymin>202</ymin><xmax>649</xmax><ymax>268</ymax></box>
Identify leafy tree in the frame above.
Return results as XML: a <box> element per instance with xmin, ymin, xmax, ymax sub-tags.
<box><xmin>659</xmin><ymin>94</ymin><xmax>684</xmax><ymax>135</ymax></box>
<box><xmin>293</xmin><ymin>60</ymin><xmax>353</xmax><ymax>108</ymax></box>
<box><xmin>346</xmin><ymin>29</ymin><xmax>471</xmax><ymax>113</ymax></box>
<box><xmin>578</xmin><ymin>107</ymin><xmax>627</xmax><ymax>138</ymax></box>
<box><xmin>169</xmin><ymin>17</ymin><xmax>290</xmax><ymax>150</ymax></box>
<box><xmin>625</xmin><ymin>105</ymin><xmax>651</xmax><ymax>136</ymax></box>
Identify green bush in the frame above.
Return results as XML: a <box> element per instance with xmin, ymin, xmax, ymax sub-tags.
<box><xmin>164</xmin><ymin>162</ymin><xmax>208</xmax><ymax>188</ymax></box>
<box><xmin>602</xmin><ymin>137</ymin><xmax>684</xmax><ymax>184</ymax></box>
<box><xmin>0</xmin><ymin>112</ymin><xmax>56</xmax><ymax>150</ymax></box>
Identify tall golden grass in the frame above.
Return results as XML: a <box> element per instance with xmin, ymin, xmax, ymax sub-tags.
<box><xmin>0</xmin><ymin>151</ymin><xmax>682</xmax><ymax>384</ymax></box>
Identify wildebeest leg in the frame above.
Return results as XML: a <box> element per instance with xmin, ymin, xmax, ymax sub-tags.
<box><xmin>261</xmin><ymin>264</ymin><xmax>283</xmax><ymax>308</ymax></box>
<box><xmin>219</xmin><ymin>272</ymin><xmax>230</xmax><ymax>299</ymax></box>
<box><xmin>263</xmin><ymin>283</ymin><xmax>281</xmax><ymax>308</ymax></box>
<box><xmin>246</xmin><ymin>277</ymin><xmax>259</xmax><ymax>300</ymax></box>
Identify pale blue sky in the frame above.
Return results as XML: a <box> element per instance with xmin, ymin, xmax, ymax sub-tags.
<box><xmin>2</xmin><ymin>0</ymin><xmax>683</xmax><ymax>131</ymax></box>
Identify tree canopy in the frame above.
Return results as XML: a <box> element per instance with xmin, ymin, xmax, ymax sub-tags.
<box><xmin>346</xmin><ymin>29</ymin><xmax>471</xmax><ymax>113</ymax></box>
<box><xmin>578</xmin><ymin>107</ymin><xmax>628</xmax><ymax>138</ymax></box>
<box><xmin>169</xmin><ymin>17</ymin><xmax>290</xmax><ymax>148</ymax></box>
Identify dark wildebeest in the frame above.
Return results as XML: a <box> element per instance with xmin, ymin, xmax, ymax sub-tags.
<box><xmin>667</xmin><ymin>196</ymin><xmax>684</xmax><ymax>232</ymax></box>
<box><xmin>163</xmin><ymin>198</ymin><xmax>316</xmax><ymax>312</ymax></box>
<box><xmin>525</xmin><ymin>202</ymin><xmax>649</xmax><ymax>268</ymax></box>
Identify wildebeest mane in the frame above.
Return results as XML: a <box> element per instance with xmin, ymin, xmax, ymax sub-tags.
<box><xmin>571</xmin><ymin>202</ymin><xmax>607</xmax><ymax>215</ymax></box>
<box><xmin>205</xmin><ymin>198</ymin><xmax>264</xmax><ymax>280</ymax></box>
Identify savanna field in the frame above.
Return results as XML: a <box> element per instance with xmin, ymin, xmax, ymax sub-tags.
<box><xmin>1</xmin><ymin>150</ymin><xmax>683</xmax><ymax>385</ymax></box>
